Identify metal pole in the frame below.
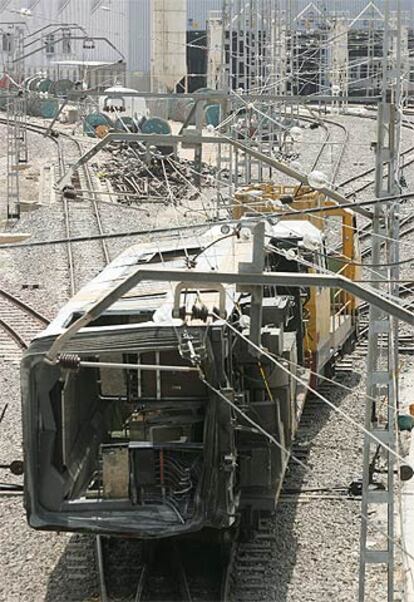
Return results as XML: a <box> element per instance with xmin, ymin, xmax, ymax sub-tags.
<box><xmin>359</xmin><ymin>1</ymin><xmax>401</xmax><ymax>599</ymax></box>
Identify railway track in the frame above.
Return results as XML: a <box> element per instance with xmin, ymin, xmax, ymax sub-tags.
<box><xmin>294</xmin><ymin>111</ymin><xmax>349</xmax><ymax>186</ymax></box>
<box><xmin>0</xmin><ymin>115</ymin><xmax>110</xmax><ymax>295</ymax></box>
<box><xmin>56</xmin><ymin>132</ymin><xmax>111</xmax><ymax>294</ymax></box>
<box><xmin>95</xmin><ymin>535</ymin><xmax>229</xmax><ymax>602</ymax></box>
<box><xmin>320</xmin><ymin>109</ymin><xmax>414</xmax><ymax>198</ymax></box>
<box><xmin>0</xmin><ymin>288</ymin><xmax>49</xmax><ymax>361</ymax></box>
<box><xmin>225</xmin><ymin>366</ymin><xmax>363</xmax><ymax>602</ymax></box>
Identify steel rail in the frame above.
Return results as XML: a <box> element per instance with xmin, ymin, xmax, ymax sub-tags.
<box><xmin>299</xmin><ymin>110</ymin><xmax>350</xmax><ymax>184</ymax></box>
<box><xmin>0</xmin><ymin>288</ymin><xmax>49</xmax><ymax>325</ymax></box>
<box><xmin>0</xmin><ymin>318</ymin><xmax>28</xmax><ymax>350</ymax></box>
<box><xmin>0</xmin><ymin>114</ymin><xmax>78</xmax><ymax>293</ymax></box>
<box><xmin>0</xmin><ymin>113</ymin><xmax>110</xmax><ymax>294</ymax></box>
<box><xmin>337</xmin><ymin>112</ymin><xmax>414</xmax><ymax>193</ymax></box>
<box><xmin>57</xmin><ymin>134</ymin><xmax>110</xmax><ymax>293</ymax></box>
<box><xmin>0</xmin><ymin>291</ymin><xmax>50</xmax><ymax>355</ymax></box>
<box><xmin>71</xmin><ymin>136</ymin><xmax>111</xmax><ymax>266</ymax></box>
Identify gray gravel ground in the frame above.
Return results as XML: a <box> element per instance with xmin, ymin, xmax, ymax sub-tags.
<box><xmin>0</xmin><ymin>111</ymin><xmax>412</xmax><ymax>601</ymax></box>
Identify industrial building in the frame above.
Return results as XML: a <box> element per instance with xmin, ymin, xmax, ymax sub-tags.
<box><xmin>0</xmin><ymin>0</ymin><xmax>222</xmax><ymax>90</ymax></box>
<box><xmin>1</xmin><ymin>0</ymin><xmax>414</xmax><ymax>96</ymax></box>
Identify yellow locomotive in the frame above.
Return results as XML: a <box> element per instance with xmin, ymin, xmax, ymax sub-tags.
<box><xmin>234</xmin><ymin>184</ymin><xmax>361</xmax><ymax>379</ymax></box>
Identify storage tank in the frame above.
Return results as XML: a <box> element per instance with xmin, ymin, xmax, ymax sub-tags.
<box><xmin>114</xmin><ymin>116</ymin><xmax>139</xmax><ymax>133</ymax></box>
<box><xmin>37</xmin><ymin>78</ymin><xmax>53</xmax><ymax>93</ymax></box>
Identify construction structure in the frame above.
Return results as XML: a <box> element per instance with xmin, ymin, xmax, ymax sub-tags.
<box><xmin>0</xmin><ymin>1</ymin><xmax>411</xmax><ymax>96</ymax></box>
<box><xmin>205</xmin><ymin>1</ymin><xmax>413</xmax><ymax>98</ymax></box>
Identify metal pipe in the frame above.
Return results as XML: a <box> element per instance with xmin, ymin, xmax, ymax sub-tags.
<box><xmin>69</xmin><ymin>361</ymin><xmax>198</xmax><ymax>373</ymax></box>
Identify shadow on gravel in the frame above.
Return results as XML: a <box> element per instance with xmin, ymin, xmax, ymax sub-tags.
<box><xmin>272</xmin><ymin>369</ymin><xmax>362</xmax><ymax>600</ymax></box>
<box><xmin>45</xmin><ymin>533</ymin><xmax>99</xmax><ymax>601</ymax></box>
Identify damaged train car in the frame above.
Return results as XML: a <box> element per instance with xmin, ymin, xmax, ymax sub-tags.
<box><xmin>21</xmin><ymin>201</ymin><xmax>360</xmax><ymax>538</ymax></box>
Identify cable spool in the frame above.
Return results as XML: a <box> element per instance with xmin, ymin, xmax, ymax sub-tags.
<box><xmin>195</xmin><ymin>87</ymin><xmax>215</xmax><ymax>98</ymax></box>
<box><xmin>23</xmin><ymin>75</ymin><xmax>33</xmax><ymax>89</ymax></box>
<box><xmin>25</xmin><ymin>97</ymin><xmax>38</xmax><ymax>116</ymax></box>
<box><xmin>171</xmin><ymin>96</ymin><xmax>192</xmax><ymax>123</ymax></box>
<box><xmin>177</xmin><ymin>87</ymin><xmax>213</xmax><ymax>125</ymax></box>
<box><xmin>114</xmin><ymin>116</ymin><xmax>138</xmax><ymax>133</ymax></box>
<box><xmin>24</xmin><ymin>75</ymin><xmax>40</xmax><ymax>91</ymax></box>
<box><xmin>83</xmin><ymin>113</ymin><xmax>113</xmax><ymax>138</ymax></box>
<box><xmin>37</xmin><ymin>78</ymin><xmax>53</xmax><ymax>93</ymax></box>
<box><xmin>205</xmin><ymin>104</ymin><xmax>221</xmax><ymax>128</ymax></box>
<box><xmin>141</xmin><ymin>117</ymin><xmax>173</xmax><ymax>157</ymax></box>
<box><xmin>38</xmin><ymin>98</ymin><xmax>59</xmax><ymax>119</ymax></box>
<box><xmin>49</xmin><ymin>79</ymin><xmax>74</xmax><ymax>97</ymax></box>
<box><xmin>141</xmin><ymin>117</ymin><xmax>171</xmax><ymax>136</ymax></box>
<box><xmin>27</xmin><ymin>76</ymin><xmax>43</xmax><ymax>91</ymax></box>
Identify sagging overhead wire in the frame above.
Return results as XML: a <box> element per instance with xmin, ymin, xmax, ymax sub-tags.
<box><xmin>264</xmin><ymin>226</ymin><xmax>410</xmax><ymax>308</ymax></box>
<box><xmin>207</xmin><ymin>309</ymin><xmax>412</xmax><ymax>473</ymax></box>
<box><xmin>196</xmin><ymin>311</ymin><xmax>414</xmax><ymax>566</ymax></box>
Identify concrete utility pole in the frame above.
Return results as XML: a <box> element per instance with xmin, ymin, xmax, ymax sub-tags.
<box><xmin>358</xmin><ymin>1</ymin><xmax>402</xmax><ymax>600</ymax></box>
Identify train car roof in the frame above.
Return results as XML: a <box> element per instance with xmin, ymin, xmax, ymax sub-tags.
<box><xmin>40</xmin><ymin>221</ymin><xmax>323</xmax><ymax>338</ymax></box>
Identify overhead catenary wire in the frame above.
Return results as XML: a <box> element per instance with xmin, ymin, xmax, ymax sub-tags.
<box><xmin>200</xmin><ymin>333</ymin><xmax>414</xmax><ymax>568</ymax></box>
<box><xmin>206</xmin><ymin>309</ymin><xmax>413</xmax><ymax>473</ymax></box>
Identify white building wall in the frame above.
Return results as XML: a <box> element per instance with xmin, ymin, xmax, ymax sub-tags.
<box><xmin>0</xmin><ymin>0</ymin><xmax>129</xmax><ymax>83</ymax></box>
<box><xmin>0</xmin><ymin>0</ymin><xmax>228</xmax><ymax>90</ymax></box>
<box><xmin>127</xmin><ymin>0</ymin><xmax>151</xmax><ymax>89</ymax></box>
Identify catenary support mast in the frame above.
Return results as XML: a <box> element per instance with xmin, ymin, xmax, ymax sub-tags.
<box><xmin>358</xmin><ymin>1</ymin><xmax>402</xmax><ymax>599</ymax></box>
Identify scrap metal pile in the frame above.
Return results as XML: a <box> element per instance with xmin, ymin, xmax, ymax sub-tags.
<box><xmin>97</xmin><ymin>142</ymin><xmax>217</xmax><ymax>206</ymax></box>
